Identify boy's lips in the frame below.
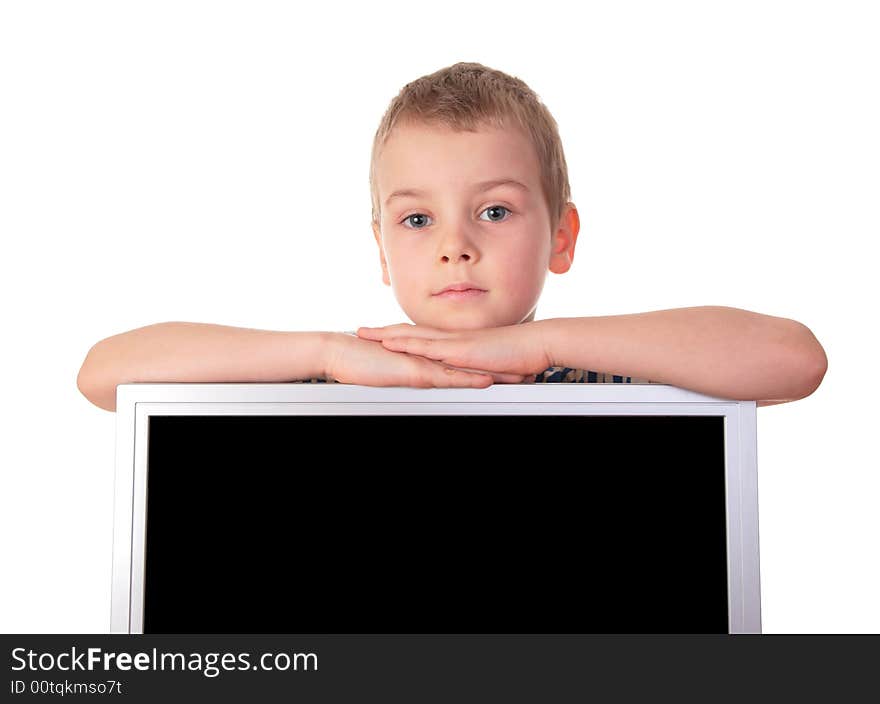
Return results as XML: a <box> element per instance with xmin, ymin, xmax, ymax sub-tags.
<box><xmin>433</xmin><ymin>288</ymin><xmax>487</xmax><ymax>301</ymax></box>
<box><xmin>433</xmin><ymin>281</ymin><xmax>487</xmax><ymax>295</ymax></box>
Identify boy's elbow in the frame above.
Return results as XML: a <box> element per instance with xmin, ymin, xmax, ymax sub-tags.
<box><xmin>806</xmin><ymin>352</ymin><xmax>827</xmax><ymax>398</ymax></box>
<box><xmin>793</xmin><ymin>324</ymin><xmax>828</xmax><ymax>400</ymax></box>
<box><xmin>77</xmin><ymin>348</ymin><xmax>115</xmax><ymax>412</ymax></box>
<box><xmin>813</xmin><ymin>346</ymin><xmax>828</xmax><ymax>386</ymax></box>
<box><xmin>76</xmin><ymin>349</ymin><xmax>93</xmax><ymax>397</ymax></box>
<box><xmin>800</xmin><ymin>323</ymin><xmax>828</xmax><ymax>390</ymax></box>
<box><xmin>78</xmin><ymin>380</ymin><xmax>116</xmax><ymax>412</ymax></box>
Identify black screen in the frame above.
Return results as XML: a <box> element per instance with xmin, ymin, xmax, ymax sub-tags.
<box><xmin>143</xmin><ymin>415</ymin><xmax>728</xmax><ymax>633</ymax></box>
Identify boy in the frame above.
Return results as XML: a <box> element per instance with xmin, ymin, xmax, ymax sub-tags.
<box><xmin>76</xmin><ymin>62</ymin><xmax>827</xmax><ymax>413</ymax></box>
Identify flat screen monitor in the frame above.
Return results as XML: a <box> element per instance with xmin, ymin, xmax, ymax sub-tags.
<box><xmin>110</xmin><ymin>383</ymin><xmax>761</xmax><ymax>634</ymax></box>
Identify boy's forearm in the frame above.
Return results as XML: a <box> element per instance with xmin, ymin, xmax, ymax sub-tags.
<box><xmin>77</xmin><ymin>322</ymin><xmax>332</xmax><ymax>412</ymax></box>
<box><xmin>544</xmin><ymin>306</ymin><xmax>827</xmax><ymax>402</ymax></box>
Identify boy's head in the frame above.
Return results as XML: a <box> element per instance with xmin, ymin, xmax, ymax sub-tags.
<box><xmin>369</xmin><ymin>62</ymin><xmax>580</xmax><ymax>331</ymax></box>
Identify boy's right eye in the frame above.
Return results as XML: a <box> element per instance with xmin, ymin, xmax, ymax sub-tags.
<box><xmin>401</xmin><ymin>213</ymin><xmax>431</xmax><ymax>229</ymax></box>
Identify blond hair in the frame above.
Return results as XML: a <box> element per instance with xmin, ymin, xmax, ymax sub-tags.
<box><xmin>369</xmin><ymin>62</ymin><xmax>572</xmax><ymax>236</ymax></box>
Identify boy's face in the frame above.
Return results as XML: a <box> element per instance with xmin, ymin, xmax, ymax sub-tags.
<box><xmin>372</xmin><ymin>120</ymin><xmax>579</xmax><ymax>331</ymax></box>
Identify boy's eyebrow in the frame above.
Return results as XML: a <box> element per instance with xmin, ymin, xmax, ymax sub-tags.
<box><xmin>384</xmin><ymin>178</ymin><xmax>530</xmax><ymax>207</ymax></box>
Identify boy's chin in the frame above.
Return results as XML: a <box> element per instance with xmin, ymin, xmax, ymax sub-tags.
<box><xmin>417</xmin><ymin>311</ymin><xmax>507</xmax><ymax>332</ymax></box>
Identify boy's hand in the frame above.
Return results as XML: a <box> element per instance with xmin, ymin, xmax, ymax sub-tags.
<box><xmin>355</xmin><ymin>320</ymin><xmax>556</xmax><ymax>378</ymax></box>
<box><xmin>323</xmin><ymin>333</ymin><xmax>526</xmax><ymax>388</ymax></box>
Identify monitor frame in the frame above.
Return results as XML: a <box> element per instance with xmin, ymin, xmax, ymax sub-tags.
<box><xmin>111</xmin><ymin>382</ymin><xmax>761</xmax><ymax>634</ymax></box>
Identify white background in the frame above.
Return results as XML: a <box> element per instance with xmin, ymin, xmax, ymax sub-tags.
<box><xmin>0</xmin><ymin>1</ymin><xmax>877</xmax><ymax>633</ymax></box>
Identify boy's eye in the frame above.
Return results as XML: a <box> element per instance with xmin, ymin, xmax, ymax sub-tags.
<box><xmin>400</xmin><ymin>205</ymin><xmax>513</xmax><ymax>230</ymax></box>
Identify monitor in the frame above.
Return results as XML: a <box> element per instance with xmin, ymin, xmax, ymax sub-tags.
<box><xmin>110</xmin><ymin>382</ymin><xmax>761</xmax><ymax>634</ymax></box>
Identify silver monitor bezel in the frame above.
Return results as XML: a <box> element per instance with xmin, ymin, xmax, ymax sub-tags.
<box><xmin>111</xmin><ymin>382</ymin><xmax>761</xmax><ymax>634</ymax></box>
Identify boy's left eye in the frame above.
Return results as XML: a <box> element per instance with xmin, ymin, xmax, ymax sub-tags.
<box><xmin>399</xmin><ymin>205</ymin><xmax>513</xmax><ymax>230</ymax></box>
<box><xmin>479</xmin><ymin>205</ymin><xmax>512</xmax><ymax>222</ymax></box>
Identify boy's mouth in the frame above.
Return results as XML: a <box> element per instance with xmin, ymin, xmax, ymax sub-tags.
<box><xmin>433</xmin><ymin>281</ymin><xmax>487</xmax><ymax>295</ymax></box>
<box><xmin>433</xmin><ymin>288</ymin><xmax>487</xmax><ymax>301</ymax></box>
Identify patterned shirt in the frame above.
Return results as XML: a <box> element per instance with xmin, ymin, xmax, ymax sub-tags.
<box><xmin>291</xmin><ymin>332</ymin><xmax>661</xmax><ymax>385</ymax></box>
<box><xmin>529</xmin><ymin>366</ymin><xmax>659</xmax><ymax>384</ymax></box>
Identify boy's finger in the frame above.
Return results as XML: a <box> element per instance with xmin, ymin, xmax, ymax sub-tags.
<box><xmin>488</xmin><ymin>372</ymin><xmax>525</xmax><ymax>383</ymax></box>
<box><xmin>444</xmin><ymin>366</ymin><xmax>524</xmax><ymax>384</ymax></box>
<box><xmin>437</xmin><ymin>366</ymin><xmax>492</xmax><ymax>387</ymax></box>
<box><xmin>446</xmin><ymin>364</ymin><xmax>520</xmax><ymax>381</ymax></box>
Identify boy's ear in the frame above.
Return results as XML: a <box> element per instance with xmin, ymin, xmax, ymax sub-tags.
<box><xmin>372</xmin><ymin>222</ymin><xmax>391</xmax><ymax>287</ymax></box>
<box><xmin>548</xmin><ymin>203</ymin><xmax>580</xmax><ymax>274</ymax></box>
